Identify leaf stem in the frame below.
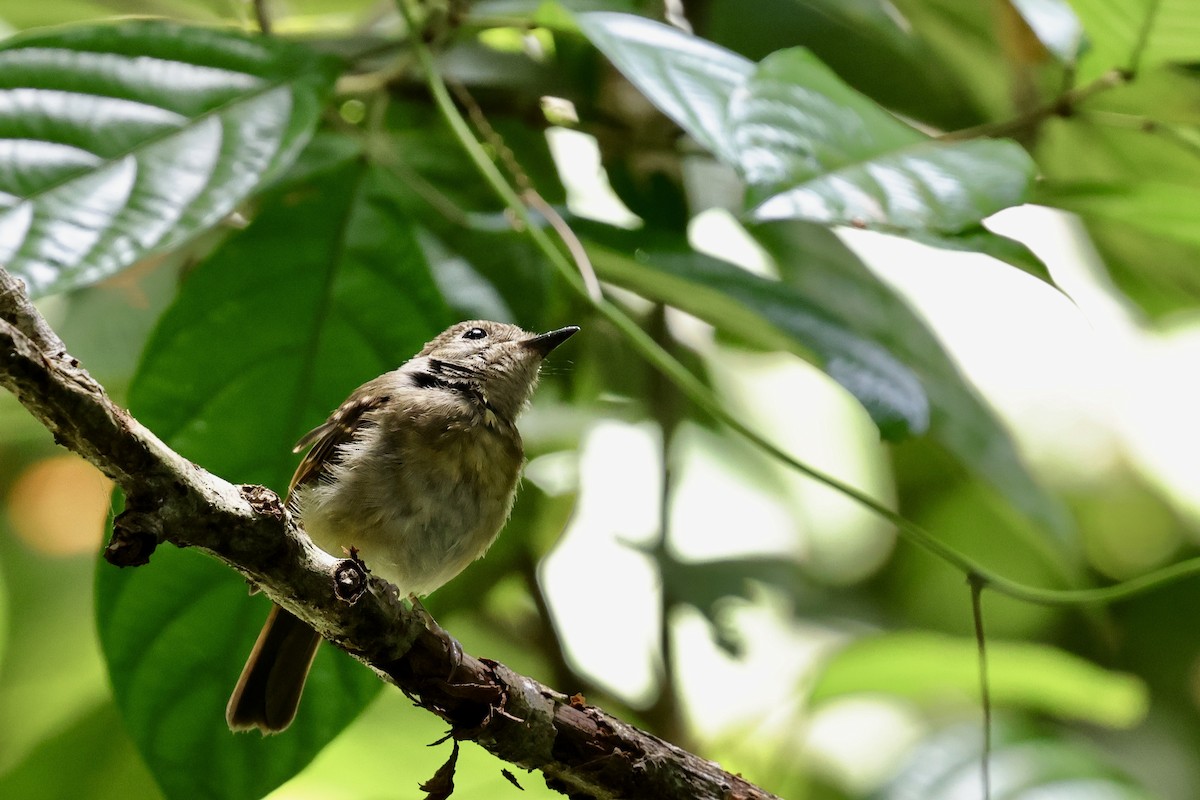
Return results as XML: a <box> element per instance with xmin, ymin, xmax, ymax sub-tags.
<box><xmin>393</xmin><ymin>0</ymin><xmax>1200</xmax><ymax>611</ymax></box>
<box><xmin>1128</xmin><ymin>0</ymin><xmax>1163</xmax><ymax>77</ymax></box>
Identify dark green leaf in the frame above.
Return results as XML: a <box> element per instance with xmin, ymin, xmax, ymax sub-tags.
<box><xmin>96</xmin><ymin>157</ymin><xmax>453</xmax><ymax>800</ymax></box>
<box><xmin>575</xmin><ymin>11</ymin><xmax>753</xmax><ymax>162</ymax></box>
<box><xmin>585</xmin><ymin>226</ymin><xmax>930</xmax><ymax>440</ymax></box>
<box><xmin>371</xmin><ymin>98</ymin><xmax>568</xmax><ymax>327</ymax></box>
<box><xmin>0</xmin><ymin>20</ymin><xmax>340</xmax><ymax>296</ymax></box>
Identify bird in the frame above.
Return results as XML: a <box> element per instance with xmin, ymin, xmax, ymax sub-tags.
<box><xmin>226</xmin><ymin>320</ymin><xmax>579</xmax><ymax>733</ymax></box>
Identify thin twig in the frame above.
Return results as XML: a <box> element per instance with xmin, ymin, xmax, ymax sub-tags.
<box><xmin>970</xmin><ymin>574</ymin><xmax>992</xmax><ymax>800</ymax></box>
<box><xmin>522</xmin><ymin>189</ymin><xmax>604</xmax><ymax>302</ymax></box>
<box><xmin>253</xmin><ymin>0</ymin><xmax>272</xmax><ymax>35</ymax></box>
<box><xmin>645</xmin><ymin>305</ymin><xmax>687</xmax><ymax>747</ymax></box>
<box><xmin>939</xmin><ymin>69</ymin><xmax>1129</xmax><ymax>142</ymax></box>
<box><xmin>446</xmin><ymin>80</ymin><xmax>604</xmax><ymax>301</ymax></box>
<box><xmin>1127</xmin><ymin>0</ymin><xmax>1163</xmax><ymax>77</ymax></box>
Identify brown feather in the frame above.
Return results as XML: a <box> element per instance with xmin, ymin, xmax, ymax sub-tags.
<box><xmin>287</xmin><ymin>377</ymin><xmax>392</xmax><ymax>498</ymax></box>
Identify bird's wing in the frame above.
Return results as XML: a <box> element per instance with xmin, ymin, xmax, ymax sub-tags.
<box><xmin>287</xmin><ymin>376</ymin><xmax>394</xmax><ymax>500</ymax></box>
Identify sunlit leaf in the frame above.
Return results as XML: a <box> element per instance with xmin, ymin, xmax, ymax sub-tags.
<box><xmin>729</xmin><ymin>48</ymin><xmax>1035</xmax><ymax>235</ymax></box>
<box><xmin>95</xmin><ymin>155</ymin><xmax>453</xmax><ymax>800</ymax></box>
<box><xmin>1043</xmin><ymin>181</ymin><xmax>1200</xmax><ymax>248</ymax></box>
<box><xmin>812</xmin><ymin>631</ymin><xmax>1147</xmax><ymax>727</ymax></box>
<box><xmin>0</xmin><ymin>20</ymin><xmax>340</xmax><ymax>296</ymax></box>
<box><xmin>576</xmin><ymin>13</ymin><xmax>1046</xmax><ymax>279</ymax></box>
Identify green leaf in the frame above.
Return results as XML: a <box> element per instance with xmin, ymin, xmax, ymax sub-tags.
<box><xmin>0</xmin><ymin>20</ymin><xmax>341</xmax><ymax>297</ymax></box>
<box><xmin>1039</xmin><ymin>178</ymin><xmax>1200</xmax><ymax>317</ymax></box>
<box><xmin>575</xmin><ymin>11</ymin><xmax>753</xmax><ymax>162</ymax></box>
<box><xmin>95</xmin><ymin>157</ymin><xmax>454</xmax><ymax>800</ymax></box>
<box><xmin>812</xmin><ymin>631</ymin><xmax>1148</xmax><ymax>728</ymax></box>
<box><xmin>728</xmin><ymin>48</ymin><xmax>1036</xmax><ymax>235</ymax></box>
<box><xmin>1030</xmin><ymin>69</ymin><xmax>1200</xmax><ymax>316</ymax></box>
<box><xmin>0</xmin><ymin>702</ymin><xmax>162</xmax><ymax>800</ymax></box>
<box><xmin>584</xmin><ymin>225</ymin><xmax>930</xmax><ymax>440</ymax></box>
<box><xmin>1043</xmin><ymin>180</ymin><xmax>1200</xmax><ymax>248</ymax></box>
<box><xmin>1084</xmin><ymin>217</ymin><xmax>1200</xmax><ymax>319</ymax></box>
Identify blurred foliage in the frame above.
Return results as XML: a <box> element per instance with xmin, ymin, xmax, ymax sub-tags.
<box><xmin>1</xmin><ymin>0</ymin><xmax>1200</xmax><ymax>799</ymax></box>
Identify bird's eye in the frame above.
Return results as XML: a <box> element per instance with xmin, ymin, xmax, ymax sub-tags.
<box><xmin>462</xmin><ymin>327</ymin><xmax>488</xmax><ymax>340</ymax></box>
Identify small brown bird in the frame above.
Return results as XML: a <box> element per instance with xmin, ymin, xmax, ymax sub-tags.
<box><xmin>226</xmin><ymin>320</ymin><xmax>578</xmax><ymax>733</ymax></box>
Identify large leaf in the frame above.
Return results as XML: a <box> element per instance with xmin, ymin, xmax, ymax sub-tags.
<box><xmin>0</xmin><ymin>20</ymin><xmax>340</xmax><ymax>296</ymax></box>
<box><xmin>1044</xmin><ymin>181</ymin><xmax>1200</xmax><ymax>248</ymax></box>
<box><xmin>577</xmin><ymin>13</ymin><xmax>1047</xmax><ymax>280</ymax></box>
<box><xmin>728</xmin><ymin>48</ymin><xmax>1036</xmax><ymax>235</ymax></box>
<box><xmin>95</xmin><ymin>155</ymin><xmax>454</xmax><ymax>800</ymax></box>
<box><xmin>1039</xmin><ymin>180</ymin><xmax>1200</xmax><ymax>318</ymax></box>
<box><xmin>811</xmin><ymin>631</ymin><xmax>1147</xmax><ymax>727</ymax></box>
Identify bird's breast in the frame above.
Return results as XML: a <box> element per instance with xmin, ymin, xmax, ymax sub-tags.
<box><xmin>297</xmin><ymin>406</ymin><xmax>524</xmax><ymax>596</ymax></box>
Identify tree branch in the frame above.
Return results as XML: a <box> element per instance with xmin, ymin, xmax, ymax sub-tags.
<box><xmin>0</xmin><ymin>265</ymin><xmax>778</xmax><ymax>800</ymax></box>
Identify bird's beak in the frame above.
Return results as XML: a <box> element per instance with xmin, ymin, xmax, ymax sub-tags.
<box><xmin>523</xmin><ymin>325</ymin><xmax>579</xmax><ymax>356</ymax></box>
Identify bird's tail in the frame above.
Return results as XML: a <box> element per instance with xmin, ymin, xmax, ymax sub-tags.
<box><xmin>226</xmin><ymin>604</ymin><xmax>321</xmax><ymax>734</ymax></box>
